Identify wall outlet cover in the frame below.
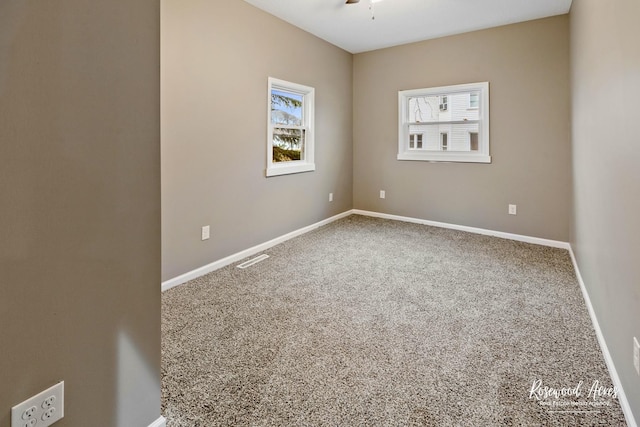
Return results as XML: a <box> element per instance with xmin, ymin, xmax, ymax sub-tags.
<box><xmin>12</xmin><ymin>382</ymin><xmax>64</xmax><ymax>427</ymax></box>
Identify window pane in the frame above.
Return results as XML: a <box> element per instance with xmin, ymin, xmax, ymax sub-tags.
<box><xmin>410</xmin><ymin>92</ymin><xmax>480</xmax><ymax>122</ymax></box>
<box><xmin>273</xmin><ymin>128</ymin><xmax>304</xmax><ymax>162</ymax></box>
<box><xmin>470</xmin><ymin>132</ymin><xmax>479</xmax><ymax>151</ymax></box>
<box><xmin>408</xmin><ymin>96</ymin><xmax>440</xmax><ymax>123</ymax></box>
<box><xmin>409</xmin><ymin>123</ymin><xmax>479</xmax><ymax>151</ymax></box>
<box><xmin>271</xmin><ymin>90</ymin><xmax>303</xmax><ymax>126</ymax></box>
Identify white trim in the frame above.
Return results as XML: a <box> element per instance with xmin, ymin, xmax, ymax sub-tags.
<box><xmin>161</xmin><ymin>211</ymin><xmax>352</xmax><ymax>292</ymax></box>
<box><xmin>148</xmin><ymin>416</ymin><xmax>166</xmax><ymax>427</ymax></box>
<box><xmin>352</xmin><ymin>209</ymin><xmax>570</xmax><ymax>249</ymax></box>
<box><xmin>568</xmin><ymin>247</ymin><xmax>638</xmax><ymax>427</ymax></box>
<box><xmin>397</xmin><ymin>152</ymin><xmax>491</xmax><ymax>163</ymax></box>
<box><xmin>164</xmin><ymin>209</ymin><xmax>569</xmax><ymax>291</ymax></box>
<box><xmin>266</xmin><ymin>161</ymin><xmax>315</xmax><ymax>177</ymax></box>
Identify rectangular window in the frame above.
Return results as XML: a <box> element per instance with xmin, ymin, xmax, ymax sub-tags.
<box><xmin>439</xmin><ymin>95</ymin><xmax>448</xmax><ymax>111</ymax></box>
<box><xmin>469</xmin><ymin>92</ymin><xmax>479</xmax><ymax>109</ymax></box>
<box><xmin>470</xmin><ymin>132</ymin><xmax>479</xmax><ymax>151</ymax></box>
<box><xmin>397</xmin><ymin>82</ymin><xmax>490</xmax><ymax>163</ymax></box>
<box><xmin>409</xmin><ymin>133</ymin><xmax>423</xmax><ymax>149</ymax></box>
<box><xmin>267</xmin><ymin>77</ymin><xmax>315</xmax><ymax>177</ymax></box>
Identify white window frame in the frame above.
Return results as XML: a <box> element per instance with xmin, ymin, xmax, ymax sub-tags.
<box><xmin>398</xmin><ymin>82</ymin><xmax>490</xmax><ymax>163</ymax></box>
<box><xmin>266</xmin><ymin>77</ymin><xmax>315</xmax><ymax>177</ymax></box>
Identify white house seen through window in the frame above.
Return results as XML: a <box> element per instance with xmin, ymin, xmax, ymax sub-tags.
<box><xmin>397</xmin><ymin>82</ymin><xmax>490</xmax><ymax>163</ymax></box>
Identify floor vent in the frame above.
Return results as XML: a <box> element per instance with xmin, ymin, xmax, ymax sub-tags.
<box><xmin>236</xmin><ymin>254</ymin><xmax>269</xmax><ymax>269</ymax></box>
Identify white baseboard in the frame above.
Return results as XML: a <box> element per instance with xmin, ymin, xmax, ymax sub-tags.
<box><xmin>148</xmin><ymin>415</ymin><xmax>166</xmax><ymax>427</ymax></box>
<box><xmin>568</xmin><ymin>248</ymin><xmax>637</xmax><ymax>427</ymax></box>
<box><xmin>163</xmin><ymin>209</ymin><xmax>569</xmax><ymax>291</ymax></box>
<box><xmin>161</xmin><ymin>210</ymin><xmax>353</xmax><ymax>292</ymax></box>
<box><xmin>352</xmin><ymin>209</ymin><xmax>570</xmax><ymax>249</ymax></box>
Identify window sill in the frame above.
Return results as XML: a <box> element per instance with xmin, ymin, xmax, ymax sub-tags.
<box><xmin>397</xmin><ymin>152</ymin><xmax>491</xmax><ymax>163</ymax></box>
<box><xmin>266</xmin><ymin>162</ymin><xmax>316</xmax><ymax>177</ymax></box>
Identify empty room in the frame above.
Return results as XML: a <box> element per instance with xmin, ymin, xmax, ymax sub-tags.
<box><xmin>1</xmin><ymin>0</ymin><xmax>639</xmax><ymax>426</ymax></box>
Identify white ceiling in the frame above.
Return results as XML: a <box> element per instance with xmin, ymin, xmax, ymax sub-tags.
<box><xmin>243</xmin><ymin>0</ymin><xmax>572</xmax><ymax>54</ymax></box>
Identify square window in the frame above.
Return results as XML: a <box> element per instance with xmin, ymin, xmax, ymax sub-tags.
<box><xmin>397</xmin><ymin>82</ymin><xmax>490</xmax><ymax>163</ymax></box>
<box><xmin>267</xmin><ymin>78</ymin><xmax>315</xmax><ymax>177</ymax></box>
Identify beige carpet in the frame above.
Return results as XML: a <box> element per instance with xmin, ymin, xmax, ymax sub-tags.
<box><xmin>161</xmin><ymin>215</ymin><xmax>627</xmax><ymax>426</ymax></box>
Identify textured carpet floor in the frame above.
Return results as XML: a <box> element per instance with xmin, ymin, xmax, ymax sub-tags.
<box><xmin>162</xmin><ymin>215</ymin><xmax>627</xmax><ymax>426</ymax></box>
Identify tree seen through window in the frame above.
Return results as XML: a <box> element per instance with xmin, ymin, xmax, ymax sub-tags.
<box><xmin>271</xmin><ymin>90</ymin><xmax>304</xmax><ymax>162</ymax></box>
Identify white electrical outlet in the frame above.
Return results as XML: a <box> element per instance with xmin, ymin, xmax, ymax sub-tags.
<box><xmin>201</xmin><ymin>225</ymin><xmax>210</xmax><ymax>241</ymax></box>
<box><xmin>329</xmin><ymin>192</ymin><xmax>333</xmax><ymax>202</ymax></box>
<box><xmin>508</xmin><ymin>204</ymin><xmax>517</xmax><ymax>215</ymax></box>
<box><xmin>634</xmin><ymin>337</ymin><xmax>639</xmax><ymax>375</ymax></box>
<box><xmin>12</xmin><ymin>382</ymin><xmax>64</xmax><ymax>427</ymax></box>
<box><xmin>380</xmin><ymin>190</ymin><xmax>386</xmax><ymax>199</ymax></box>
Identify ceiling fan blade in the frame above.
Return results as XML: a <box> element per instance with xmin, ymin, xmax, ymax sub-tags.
<box><xmin>346</xmin><ymin>0</ymin><xmax>360</xmax><ymax>4</ymax></box>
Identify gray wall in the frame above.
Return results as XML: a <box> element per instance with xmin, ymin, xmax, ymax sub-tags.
<box><xmin>570</xmin><ymin>0</ymin><xmax>640</xmax><ymax>421</ymax></box>
<box><xmin>0</xmin><ymin>1</ymin><xmax>161</xmax><ymax>427</ymax></box>
<box><xmin>353</xmin><ymin>16</ymin><xmax>571</xmax><ymax>242</ymax></box>
<box><xmin>161</xmin><ymin>0</ymin><xmax>353</xmax><ymax>281</ymax></box>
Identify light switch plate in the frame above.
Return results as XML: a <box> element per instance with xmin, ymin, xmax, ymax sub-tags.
<box><xmin>201</xmin><ymin>225</ymin><xmax>210</xmax><ymax>241</ymax></box>
<box><xmin>634</xmin><ymin>337</ymin><xmax>639</xmax><ymax>375</ymax></box>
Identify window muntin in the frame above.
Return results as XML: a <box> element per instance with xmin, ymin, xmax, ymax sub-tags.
<box><xmin>398</xmin><ymin>82</ymin><xmax>490</xmax><ymax>163</ymax></box>
<box><xmin>267</xmin><ymin>78</ymin><xmax>315</xmax><ymax>177</ymax></box>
